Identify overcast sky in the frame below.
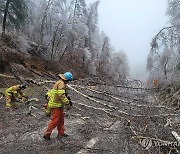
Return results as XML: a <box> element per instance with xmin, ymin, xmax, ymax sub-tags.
<box><xmin>86</xmin><ymin>0</ymin><xmax>169</xmax><ymax>81</ymax></box>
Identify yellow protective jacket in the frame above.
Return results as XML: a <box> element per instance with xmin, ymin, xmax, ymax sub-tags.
<box><xmin>5</xmin><ymin>85</ymin><xmax>25</xmax><ymax>99</ymax></box>
<box><xmin>47</xmin><ymin>79</ymin><xmax>69</xmax><ymax>108</ymax></box>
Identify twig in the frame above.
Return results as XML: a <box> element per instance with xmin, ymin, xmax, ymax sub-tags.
<box><xmin>67</xmin><ymin>85</ymin><xmax>118</xmax><ymax>110</ymax></box>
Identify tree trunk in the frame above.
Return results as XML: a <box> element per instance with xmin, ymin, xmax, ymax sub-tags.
<box><xmin>2</xmin><ymin>0</ymin><xmax>11</xmax><ymax>35</ymax></box>
<box><xmin>58</xmin><ymin>46</ymin><xmax>68</xmax><ymax>63</ymax></box>
<box><xmin>39</xmin><ymin>0</ymin><xmax>51</xmax><ymax>46</ymax></box>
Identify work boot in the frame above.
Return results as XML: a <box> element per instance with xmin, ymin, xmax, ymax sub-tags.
<box><xmin>43</xmin><ymin>135</ymin><xmax>51</xmax><ymax>140</ymax></box>
<box><xmin>62</xmin><ymin>133</ymin><xmax>69</xmax><ymax>137</ymax></box>
<box><xmin>57</xmin><ymin>133</ymin><xmax>68</xmax><ymax>140</ymax></box>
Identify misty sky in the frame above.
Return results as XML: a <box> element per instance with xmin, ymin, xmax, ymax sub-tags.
<box><xmin>86</xmin><ymin>0</ymin><xmax>169</xmax><ymax>81</ymax></box>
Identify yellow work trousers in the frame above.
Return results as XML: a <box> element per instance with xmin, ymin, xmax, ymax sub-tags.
<box><xmin>5</xmin><ymin>95</ymin><xmax>17</xmax><ymax>109</ymax></box>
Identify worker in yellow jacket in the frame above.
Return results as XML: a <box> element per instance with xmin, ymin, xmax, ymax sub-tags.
<box><xmin>5</xmin><ymin>84</ymin><xmax>27</xmax><ymax>109</ymax></box>
<box><xmin>43</xmin><ymin>72</ymin><xmax>73</xmax><ymax>140</ymax></box>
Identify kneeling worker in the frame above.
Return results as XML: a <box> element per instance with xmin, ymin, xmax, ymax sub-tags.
<box><xmin>5</xmin><ymin>84</ymin><xmax>27</xmax><ymax>109</ymax></box>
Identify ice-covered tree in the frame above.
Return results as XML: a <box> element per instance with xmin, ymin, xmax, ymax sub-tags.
<box><xmin>0</xmin><ymin>0</ymin><xmax>27</xmax><ymax>34</ymax></box>
<box><xmin>147</xmin><ymin>0</ymin><xmax>180</xmax><ymax>85</ymax></box>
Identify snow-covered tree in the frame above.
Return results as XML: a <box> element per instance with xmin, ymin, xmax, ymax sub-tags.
<box><xmin>0</xmin><ymin>0</ymin><xmax>28</xmax><ymax>34</ymax></box>
<box><xmin>147</xmin><ymin>0</ymin><xmax>180</xmax><ymax>86</ymax></box>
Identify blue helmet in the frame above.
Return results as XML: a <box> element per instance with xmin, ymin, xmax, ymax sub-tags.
<box><xmin>64</xmin><ymin>72</ymin><xmax>73</xmax><ymax>81</ymax></box>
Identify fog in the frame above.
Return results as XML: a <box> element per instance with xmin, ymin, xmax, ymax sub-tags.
<box><xmin>86</xmin><ymin>0</ymin><xmax>169</xmax><ymax>81</ymax></box>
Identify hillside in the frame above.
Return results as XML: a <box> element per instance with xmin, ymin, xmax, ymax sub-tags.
<box><xmin>0</xmin><ymin>33</ymin><xmax>88</xmax><ymax>87</ymax></box>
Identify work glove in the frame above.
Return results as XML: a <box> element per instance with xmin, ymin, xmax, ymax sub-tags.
<box><xmin>18</xmin><ymin>96</ymin><xmax>28</xmax><ymax>103</ymax></box>
<box><xmin>22</xmin><ymin>96</ymin><xmax>28</xmax><ymax>102</ymax></box>
<box><xmin>45</xmin><ymin>94</ymin><xmax>49</xmax><ymax>100</ymax></box>
<box><xmin>67</xmin><ymin>96</ymin><xmax>73</xmax><ymax>106</ymax></box>
<box><xmin>69</xmin><ymin>100</ymin><xmax>72</xmax><ymax>106</ymax></box>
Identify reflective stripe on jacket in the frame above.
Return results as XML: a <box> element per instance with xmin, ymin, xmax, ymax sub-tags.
<box><xmin>48</xmin><ymin>89</ymin><xmax>69</xmax><ymax>108</ymax></box>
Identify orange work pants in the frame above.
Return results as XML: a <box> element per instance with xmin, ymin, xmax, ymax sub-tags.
<box><xmin>44</xmin><ymin>108</ymin><xmax>65</xmax><ymax>137</ymax></box>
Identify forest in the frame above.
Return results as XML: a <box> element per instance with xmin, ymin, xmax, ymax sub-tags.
<box><xmin>0</xmin><ymin>0</ymin><xmax>179</xmax><ymax>154</ymax></box>
<box><xmin>0</xmin><ymin>0</ymin><xmax>129</xmax><ymax>82</ymax></box>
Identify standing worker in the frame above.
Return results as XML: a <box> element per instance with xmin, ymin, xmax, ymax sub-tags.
<box><xmin>43</xmin><ymin>72</ymin><xmax>73</xmax><ymax>140</ymax></box>
<box><xmin>153</xmin><ymin>79</ymin><xmax>158</xmax><ymax>88</ymax></box>
<box><xmin>5</xmin><ymin>84</ymin><xmax>27</xmax><ymax>109</ymax></box>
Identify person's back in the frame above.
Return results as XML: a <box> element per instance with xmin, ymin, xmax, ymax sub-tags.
<box><xmin>5</xmin><ymin>85</ymin><xmax>20</xmax><ymax>94</ymax></box>
<box><xmin>53</xmin><ymin>79</ymin><xmax>65</xmax><ymax>90</ymax></box>
<box><xmin>5</xmin><ymin>84</ymin><xmax>26</xmax><ymax>109</ymax></box>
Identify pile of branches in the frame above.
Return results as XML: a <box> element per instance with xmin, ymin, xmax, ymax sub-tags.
<box><xmin>0</xmin><ymin>74</ymin><xmax>180</xmax><ymax>154</ymax></box>
<box><xmin>159</xmin><ymin>84</ymin><xmax>180</xmax><ymax>110</ymax></box>
<box><xmin>69</xmin><ymin>77</ymin><xmax>180</xmax><ymax>153</ymax></box>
